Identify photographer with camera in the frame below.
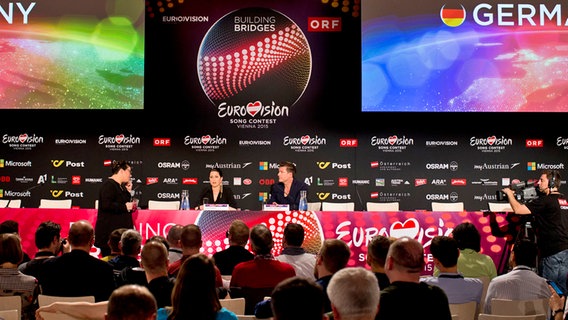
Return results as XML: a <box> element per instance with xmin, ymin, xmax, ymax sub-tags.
<box><xmin>501</xmin><ymin>169</ymin><xmax>568</xmax><ymax>294</ymax></box>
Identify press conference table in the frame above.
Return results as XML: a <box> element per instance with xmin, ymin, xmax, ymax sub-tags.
<box><xmin>0</xmin><ymin>208</ymin><xmax>505</xmax><ymax>272</ymax></box>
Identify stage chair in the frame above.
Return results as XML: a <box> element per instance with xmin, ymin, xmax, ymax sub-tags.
<box><xmin>307</xmin><ymin>202</ymin><xmax>321</xmax><ymax>211</ymax></box>
<box><xmin>449</xmin><ymin>301</ymin><xmax>477</xmax><ymax>320</ymax></box>
<box><xmin>220</xmin><ymin>297</ymin><xmax>245</xmax><ymax>315</ymax></box>
<box><xmin>366</xmin><ymin>201</ymin><xmax>399</xmax><ymax>211</ymax></box>
<box><xmin>0</xmin><ymin>199</ymin><xmax>21</xmax><ymax>208</ymax></box>
<box><xmin>38</xmin><ymin>199</ymin><xmax>72</xmax><ymax>209</ymax></box>
<box><xmin>477</xmin><ymin>314</ymin><xmax>546</xmax><ymax>320</ymax></box>
<box><xmin>147</xmin><ymin>200</ymin><xmax>180</xmax><ymax>210</ymax></box>
<box><xmin>38</xmin><ymin>294</ymin><xmax>95</xmax><ymax>307</ymax></box>
<box><xmin>487</xmin><ymin>202</ymin><xmax>513</xmax><ymax>212</ymax></box>
<box><xmin>431</xmin><ymin>201</ymin><xmax>464</xmax><ymax>212</ymax></box>
<box><xmin>0</xmin><ymin>296</ymin><xmax>21</xmax><ymax>320</ymax></box>
<box><xmin>321</xmin><ymin>201</ymin><xmax>355</xmax><ymax>211</ymax></box>
<box><xmin>490</xmin><ymin>298</ymin><xmax>549</xmax><ymax>316</ymax></box>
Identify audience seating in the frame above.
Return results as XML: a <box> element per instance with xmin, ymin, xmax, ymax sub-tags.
<box><xmin>38</xmin><ymin>199</ymin><xmax>73</xmax><ymax>209</ymax></box>
<box><xmin>321</xmin><ymin>201</ymin><xmax>355</xmax><ymax>211</ymax></box>
<box><xmin>220</xmin><ymin>297</ymin><xmax>245</xmax><ymax>315</ymax></box>
<box><xmin>490</xmin><ymin>298</ymin><xmax>549</xmax><ymax>316</ymax></box>
<box><xmin>38</xmin><ymin>294</ymin><xmax>95</xmax><ymax>307</ymax></box>
<box><xmin>230</xmin><ymin>287</ymin><xmax>273</xmax><ymax>315</ymax></box>
<box><xmin>0</xmin><ymin>199</ymin><xmax>21</xmax><ymax>208</ymax></box>
<box><xmin>366</xmin><ymin>201</ymin><xmax>399</xmax><ymax>211</ymax></box>
<box><xmin>0</xmin><ymin>309</ymin><xmax>18</xmax><ymax>320</ymax></box>
<box><xmin>147</xmin><ymin>200</ymin><xmax>180</xmax><ymax>210</ymax></box>
<box><xmin>477</xmin><ymin>314</ymin><xmax>546</xmax><ymax>320</ymax></box>
<box><xmin>477</xmin><ymin>276</ymin><xmax>491</xmax><ymax>314</ymax></box>
<box><xmin>38</xmin><ymin>311</ymin><xmax>83</xmax><ymax>320</ymax></box>
<box><xmin>431</xmin><ymin>201</ymin><xmax>464</xmax><ymax>212</ymax></box>
<box><xmin>449</xmin><ymin>301</ymin><xmax>477</xmax><ymax>320</ymax></box>
<box><xmin>0</xmin><ymin>296</ymin><xmax>21</xmax><ymax>320</ymax></box>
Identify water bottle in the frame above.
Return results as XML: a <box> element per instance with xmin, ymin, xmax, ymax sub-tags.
<box><xmin>299</xmin><ymin>190</ymin><xmax>308</xmax><ymax>211</ymax></box>
<box><xmin>181</xmin><ymin>190</ymin><xmax>190</xmax><ymax>210</ymax></box>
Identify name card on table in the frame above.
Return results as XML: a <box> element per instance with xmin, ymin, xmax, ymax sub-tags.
<box><xmin>263</xmin><ymin>204</ymin><xmax>290</xmax><ymax>211</ymax></box>
<box><xmin>203</xmin><ymin>204</ymin><xmax>230</xmax><ymax>211</ymax></box>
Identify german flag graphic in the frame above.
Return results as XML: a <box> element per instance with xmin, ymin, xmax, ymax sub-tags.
<box><xmin>440</xmin><ymin>5</ymin><xmax>466</xmax><ymax>27</ymax></box>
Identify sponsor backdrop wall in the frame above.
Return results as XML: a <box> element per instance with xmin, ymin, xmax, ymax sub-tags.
<box><xmin>1</xmin><ymin>0</ymin><xmax>567</xmax><ymax>212</ymax></box>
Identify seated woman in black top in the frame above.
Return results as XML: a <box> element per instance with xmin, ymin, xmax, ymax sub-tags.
<box><xmin>195</xmin><ymin>167</ymin><xmax>238</xmax><ymax>210</ymax></box>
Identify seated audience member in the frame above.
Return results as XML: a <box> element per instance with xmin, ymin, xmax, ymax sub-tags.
<box><xmin>0</xmin><ymin>233</ymin><xmax>40</xmax><ymax>320</ymax></box>
<box><xmin>109</xmin><ymin>229</ymin><xmax>142</xmax><ymax>273</ymax></box>
<box><xmin>36</xmin><ymin>284</ymin><xmax>157</xmax><ymax>320</ymax></box>
<box><xmin>0</xmin><ymin>219</ymin><xmax>31</xmax><ymax>264</ymax></box>
<box><xmin>157</xmin><ymin>253</ymin><xmax>237</xmax><ymax>320</ymax></box>
<box><xmin>483</xmin><ymin>238</ymin><xmax>550</xmax><ymax>313</ymax></box>
<box><xmin>166</xmin><ymin>224</ymin><xmax>183</xmax><ymax>264</ymax></box>
<box><xmin>40</xmin><ymin>220</ymin><xmax>116</xmax><ymax>302</ymax></box>
<box><xmin>101</xmin><ymin>228</ymin><xmax>127</xmax><ymax>262</ymax></box>
<box><xmin>212</xmin><ymin>219</ymin><xmax>254</xmax><ymax>276</ymax></box>
<box><xmin>327</xmin><ymin>267</ymin><xmax>380</xmax><ymax>320</ymax></box>
<box><xmin>166</xmin><ymin>224</ymin><xmax>223</xmax><ymax>288</ymax></box>
<box><xmin>271</xmin><ymin>276</ymin><xmax>325</xmax><ymax>320</ymax></box>
<box><xmin>19</xmin><ymin>220</ymin><xmax>70</xmax><ymax>282</ymax></box>
<box><xmin>377</xmin><ymin>236</ymin><xmax>452</xmax><ymax>320</ymax></box>
<box><xmin>147</xmin><ymin>235</ymin><xmax>169</xmax><ymax>250</ymax></box>
<box><xmin>255</xmin><ymin>238</ymin><xmax>350</xmax><ymax>318</ymax></box>
<box><xmin>140</xmin><ymin>240</ymin><xmax>174</xmax><ymax>308</ymax></box>
<box><xmin>276</xmin><ymin>223</ymin><xmax>317</xmax><ymax>280</ymax></box>
<box><xmin>435</xmin><ymin>221</ymin><xmax>497</xmax><ymax>279</ymax></box>
<box><xmin>420</xmin><ymin>236</ymin><xmax>483</xmax><ymax>306</ymax></box>
<box><xmin>231</xmin><ymin>224</ymin><xmax>296</xmax><ymax>315</ymax></box>
<box><xmin>366</xmin><ymin>235</ymin><xmax>394</xmax><ymax>290</ymax></box>
<box><xmin>107</xmin><ymin>284</ymin><xmax>157</xmax><ymax>320</ymax></box>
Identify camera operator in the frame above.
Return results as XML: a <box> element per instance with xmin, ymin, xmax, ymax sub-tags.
<box><xmin>502</xmin><ymin>169</ymin><xmax>568</xmax><ymax>294</ymax></box>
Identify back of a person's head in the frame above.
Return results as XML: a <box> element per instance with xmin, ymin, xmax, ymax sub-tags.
<box><xmin>367</xmin><ymin>235</ymin><xmax>392</xmax><ymax>267</ymax></box>
<box><xmin>68</xmin><ymin>220</ymin><xmax>94</xmax><ymax>247</ymax></box>
<box><xmin>512</xmin><ymin>238</ymin><xmax>538</xmax><ymax>268</ymax></box>
<box><xmin>146</xmin><ymin>235</ymin><xmax>170</xmax><ymax>250</ymax></box>
<box><xmin>141</xmin><ymin>240</ymin><xmax>168</xmax><ymax>273</ymax></box>
<box><xmin>180</xmin><ymin>224</ymin><xmax>202</xmax><ymax>250</ymax></box>
<box><xmin>320</xmin><ymin>239</ymin><xmax>351</xmax><ymax>273</ymax></box>
<box><xmin>35</xmin><ymin>220</ymin><xmax>61</xmax><ymax>250</ymax></box>
<box><xmin>430</xmin><ymin>236</ymin><xmax>459</xmax><ymax>268</ymax></box>
<box><xmin>452</xmin><ymin>222</ymin><xmax>481</xmax><ymax>252</ymax></box>
<box><xmin>388</xmin><ymin>236</ymin><xmax>424</xmax><ymax>273</ymax></box>
<box><xmin>170</xmin><ymin>253</ymin><xmax>220</xmax><ymax>320</ymax></box>
<box><xmin>283</xmin><ymin>223</ymin><xmax>304</xmax><ymax>247</ymax></box>
<box><xmin>0</xmin><ymin>220</ymin><xmax>19</xmax><ymax>234</ymax></box>
<box><xmin>327</xmin><ymin>267</ymin><xmax>379</xmax><ymax>319</ymax></box>
<box><xmin>250</xmin><ymin>224</ymin><xmax>274</xmax><ymax>255</ymax></box>
<box><xmin>109</xmin><ymin>228</ymin><xmax>128</xmax><ymax>253</ymax></box>
<box><xmin>106</xmin><ymin>284</ymin><xmax>157</xmax><ymax>320</ymax></box>
<box><xmin>120</xmin><ymin>229</ymin><xmax>142</xmax><ymax>256</ymax></box>
<box><xmin>228</xmin><ymin>220</ymin><xmax>250</xmax><ymax>246</ymax></box>
<box><xmin>0</xmin><ymin>233</ymin><xmax>23</xmax><ymax>265</ymax></box>
<box><xmin>166</xmin><ymin>224</ymin><xmax>184</xmax><ymax>246</ymax></box>
<box><xmin>271</xmin><ymin>276</ymin><xmax>324</xmax><ymax>320</ymax></box>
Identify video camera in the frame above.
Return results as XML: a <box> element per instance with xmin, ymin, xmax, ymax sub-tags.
<box><xmin>496</xmin><ymin>181</ymin><xmax>539</xmax><ymax>203</ymax></box>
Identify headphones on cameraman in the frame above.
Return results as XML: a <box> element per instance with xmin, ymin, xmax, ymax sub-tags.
<box><xmin>549</xmin><ymin>170</ymin><xmax>558</xmax><ymax>189</ymax></box>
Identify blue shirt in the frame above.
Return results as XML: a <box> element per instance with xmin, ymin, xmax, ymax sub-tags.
<box><xmin>157</xmin><ymin>307</ymin><xmax>238</xmax><ymax>320</ymax></box>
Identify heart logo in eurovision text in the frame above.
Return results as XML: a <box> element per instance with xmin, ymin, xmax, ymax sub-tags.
<box><xmin>388</xmin><ymin>135</ymin><xmax>397</xmax><ymax>145</ymax></box>
<box><xmin>487</xmin><ymin>136</ymin><xmax>496</xmax><ymax>145</ymax></box>
<box><xmin>115</xmin><ymin>134</ymin><xmax>125</xmax><ymax>144</ymax></box>
<box><xmin>246</xmin><ymin>101</ymin><xmax>261</xmax><ymax>116</ymax></box>
<box><xmin>19</xmin><ymin>134</ymin><xmax>28</xmax><ymax>143</ymax></box>
<box><xmin>389</xmin><ymin>218</ymin><xmax>420</xmax><ymax>239</ymax></box>
<box><xmin>202</xmin><ymin>135</ymin><xmax>211</xmax><ymax>144</ymax></box>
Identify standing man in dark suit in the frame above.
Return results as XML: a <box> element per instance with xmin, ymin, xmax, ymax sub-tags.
<box><xmin>267</xmin><ymin>161</ymin><xmax>308</xmax><ymax>210</ymax></box>
<box><xmin>40</xmin><ymin>220</ymin><xmax>116</xmax><ymax>302</ymax></box>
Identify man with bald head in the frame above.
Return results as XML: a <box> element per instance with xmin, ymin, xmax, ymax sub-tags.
<box><xmin>40</xmin><ymin>220</ymin><xmax>116</xmax><ymax>301</ymax></box>
<box><xmin>376</xmin><ymin>236</ymin><xmax>452</xmax><ymax>320</ymax></box>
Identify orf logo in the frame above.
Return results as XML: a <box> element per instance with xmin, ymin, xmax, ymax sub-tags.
<box><xmin>197</xmin><ymin>7</ymin><xmax>312</xmax><ymax>109</ymax></box>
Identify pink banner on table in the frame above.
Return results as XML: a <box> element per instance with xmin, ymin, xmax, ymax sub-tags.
<box><xmin>0</xmin><ymin>209</ymin><xmax>506</xmax><ymax>274</ymax></box>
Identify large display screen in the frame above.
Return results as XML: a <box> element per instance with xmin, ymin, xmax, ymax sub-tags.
<box><xmin>0</xmin><ymin>0</ymin><xmax>144</xmax><ymax>109</ymax></box>
<box><xmin>362</xmin><ymin>0</ymin><xmax>568</xmax><ymax>112</ymax></box>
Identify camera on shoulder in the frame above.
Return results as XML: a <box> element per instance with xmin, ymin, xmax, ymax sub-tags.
<box><xmin>496</xmin><ymin>181</ymin><xmax>538</xmax><ymax>203</ymax></box>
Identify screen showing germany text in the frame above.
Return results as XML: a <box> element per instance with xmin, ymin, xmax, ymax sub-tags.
<box><xmin>0</xmin><ymin>0</ymin><xmax>144</xmax><ymax>109</ymax></box>
<box><xmin>362</xmin><ymin>0</ymin><xmax>568</xmax><ymax>112</ymax></box>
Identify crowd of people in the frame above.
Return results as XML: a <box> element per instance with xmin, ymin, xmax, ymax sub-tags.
<box><xmin>1</xmin><ymin>167</ymin><xmax>568</xmax><ymax>320</ymax></box>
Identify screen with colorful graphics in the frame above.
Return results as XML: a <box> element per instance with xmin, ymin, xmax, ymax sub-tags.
<box><xmin>0</xmin><ymin>0</ymin><xmax>144</xmax><ymax>110</ymax></box>
<box><xmin>362</xmin><ymin>0</ymin><xmax>568</xmax><ymax>112</ymax></box>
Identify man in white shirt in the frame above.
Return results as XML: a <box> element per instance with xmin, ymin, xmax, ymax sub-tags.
<box><xmin>276</xmin><ymin>223</ymin><xmax>316</xmax><ymax>280</ymax></box>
